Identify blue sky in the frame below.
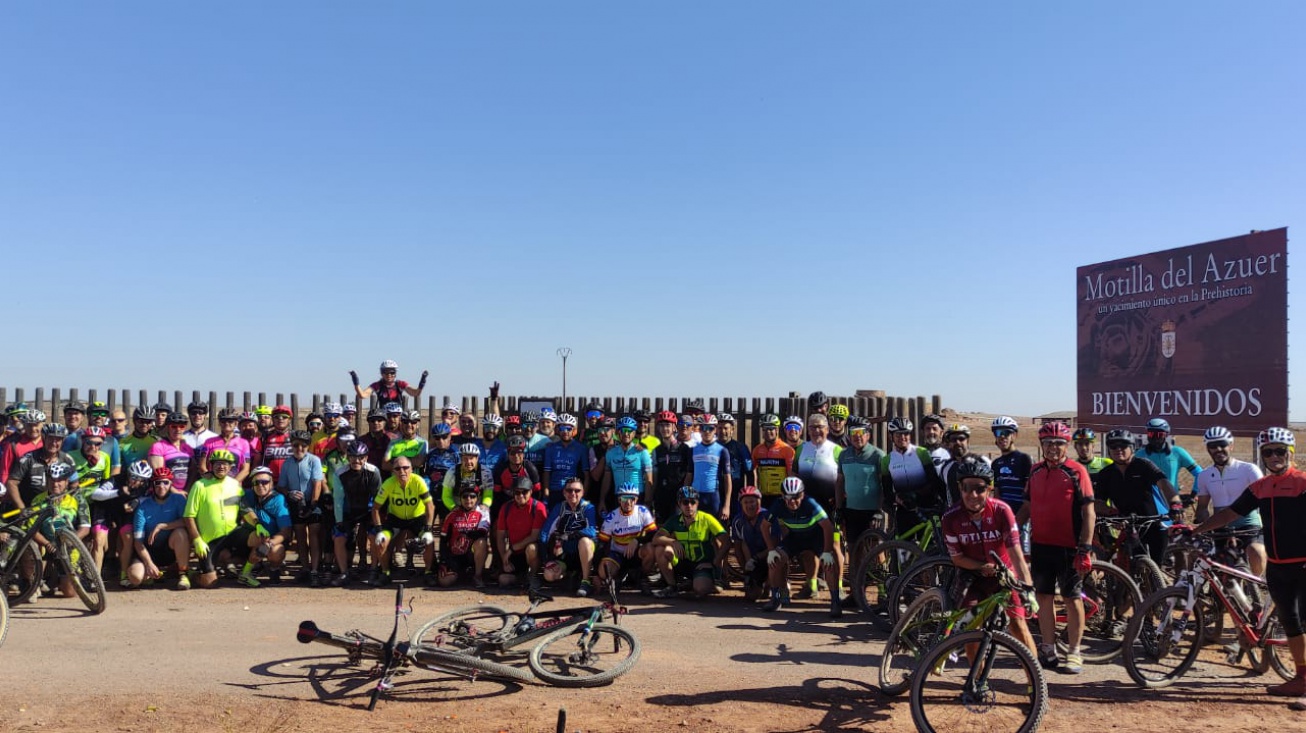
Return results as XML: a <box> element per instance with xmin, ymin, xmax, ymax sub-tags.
<box><xmin>3</xmin><ymin>2</ymin><xmax>1303</xmax><ymax>417</ymax></box>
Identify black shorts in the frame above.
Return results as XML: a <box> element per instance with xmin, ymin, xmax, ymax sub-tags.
<box><xmin>1267</xmin><ymin>562</ymin><xmax>1306</xmax><ymax>637</ymax></box>
<box><xmin>602</xmin><ymin>550</ymin><xmax>644</xmax><ymax>577</ymax></box>
<box><xmin>143</xmin><ymin>535</ymin><xmax>176</xmax><ymax>567</ymax></box>
<box><xmin>382</xmin><ymin>516</ymin><xmax>426</xmax><ymax>540</ymax></box>
<box><xmin>1030</xmin><ymin>543</ymin><xmax>1083</xmax><ymax>597</ymax></box>
<box><xmin>197</xmin><ymin>532</ymin><xmax>237</xmax><ymax>575</ymax></box>
<box><xmin>90</xmin><ymin>500</ymin><xmax>130</xmax><ymax>531</ymax></box>
<box><xmin>287</xmin><ymin>499</ymin><xmax>323</xmax><ymax>525</ymax></box>
<box><xmin>442</xmin><ymin>552</ymin><xmax>475</xmax><ymax>576</ymax></box>
<box><xmin>225</xmin><ymin>524</ymin><xmax>258</xmax><ymax>562</ymax></box>
<box><xmin>503</xmin><ymin>551</ymin><xmax>529</xmax><ymax>573</ymax></box>
<box><xmin>842</xmin><ymin>508</ymin><xmax>881</xmax><ymax>547</ymax></box>
<box><xmin>780</xmin><ymin>531</ymin><xmax>824</xmax><ymax>560</ymax></box>
<box><xmin>334</xmin><ymin>510</ymin><xmax>372</xmax><ymax>539</ymax></box>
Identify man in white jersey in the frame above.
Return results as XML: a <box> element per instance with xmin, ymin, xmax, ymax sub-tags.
<box><xmin>1194</xmin><ymin>426</ymin><xmax>1266</xmax><ymax>576</ymax></box>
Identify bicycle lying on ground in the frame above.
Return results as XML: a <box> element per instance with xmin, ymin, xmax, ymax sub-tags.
<box><xmin>297</xmin><ymin>581</ymin><xmax>534</xmax><ymax>710</ymax></box>
<box><xmin>1122</xmin><ymin>527</ymin><xmax>1290</xmax><ymax>688</ymax></box>
<box><xmin>411</xmin><ymin>579</ymin><xmax>640</xmax><ymax>688</ymax></box>
<box><xmin>0</xmin><ymin>504</ymin><xmax>105</xmax><ymax>614</ymax></box>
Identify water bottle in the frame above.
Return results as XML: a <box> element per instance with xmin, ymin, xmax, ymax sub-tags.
<box><xmin>1227</xmin><ymin>581</ymin><xmax>1252</xmax><ymax>615</ymax></box>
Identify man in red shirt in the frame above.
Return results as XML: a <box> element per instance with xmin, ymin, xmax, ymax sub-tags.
<box><xmin>1015</xmin><ymin>421</ymin><xmax>1095</xmax><ymax>674</ymax></box>
<box><xmin>495</xmin><ymin>476</ymin><xmax>548</xmax><ymax>590</ymax></box>
<box><xmin>942</xmin><ymin>456</ymin><xmax>1037</xmax><ymax>653</ymax></box>
<box><xmin>0</xmin><ymin>411</ymin><xmax>44</xmax><ymax>489</ymax></box>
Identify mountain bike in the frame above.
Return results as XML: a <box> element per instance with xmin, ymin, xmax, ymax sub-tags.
<box><xmin>851</xmin><ymin>508</ymin><xmax>944</xmax><ymax>630</ymax></box>
<box><xmin>411</xmin><ymin>580</ymin><xmax>640</xmax><ymax>688</ymax></box>
<box><xmin>296</xmin><ymin>581</ymin><xmax>534</xmax><ymax>710</ymax></box>
<box><xmin>1094</xmin><ymin>514</ymin><xmax>1168</xmax><ymax>600</ymax></box>
<box><xmin>0</xmin><ymin>504</ymin><xmax>106</xmax><ymax>614</ymax></box>
<box><xmin>1122</xmin><ymin>528</ymin><xmax>1290</xmax><ymax>688</ymax></box>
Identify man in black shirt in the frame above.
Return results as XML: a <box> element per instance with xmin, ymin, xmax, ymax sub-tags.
<box><xmin>1094</xmin><ymin>430</ymin><xmax>1180</xmax><ymax>563</ymax></box>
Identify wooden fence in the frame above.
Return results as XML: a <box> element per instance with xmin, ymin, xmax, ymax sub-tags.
<box><xmin>0</xmin><ymin>387</ymin><xmax>943</xmax><ymax>448</ymax></box>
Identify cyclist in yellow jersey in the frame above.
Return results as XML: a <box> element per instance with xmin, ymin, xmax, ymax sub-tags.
<box><xmin>368</xmin><ymin>457</ymin><xmax>435</xmax><ymax>587</ymax></box>
<box><xmin>183</xmin><ymin>456</ymin><xmax>244</xmax><ymax>589</ymax></box>
<box><xmin>25</xmin><ymin>462</ymin><xmax>89</xmax><ymax>599</ymax></box>
<box><xmin>649</xmin><ymin>486</ymin><xmax>727</xmax><ymax>598</ymax></box>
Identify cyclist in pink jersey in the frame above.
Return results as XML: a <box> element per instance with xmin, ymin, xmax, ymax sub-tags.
<box><xmin>148</xmin><ymin>413</ymin><xmax>196</xmax><ymax>492</ymax></box>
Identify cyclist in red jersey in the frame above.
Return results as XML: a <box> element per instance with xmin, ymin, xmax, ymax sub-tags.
<box><xmin>1015</xmin><ymin>421</ymin><xmax>1095</xmax><ymax>674</ymax></box>
<box><xmin>942</xmin><ymin>457</ymin><xmax>1037</xmax><ymax>653</ymax></box>
<box><xmin>261</xmin><ymin>405</ymin><xmax>294</xmax><ymax>481</ymax></box>
<box><xmin>349</xmin><ymin>359</ymin><xmax>427</xmax><ymax>404</ymax></box>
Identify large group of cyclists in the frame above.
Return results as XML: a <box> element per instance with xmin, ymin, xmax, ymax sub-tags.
<box><xmin>3</xmin><ymin>360</ymin><xmax>1305</xmax><ymax>729</ymax></box>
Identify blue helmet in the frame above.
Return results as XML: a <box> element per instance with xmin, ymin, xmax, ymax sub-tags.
<box><xmin>677</xmin><ymin>486</ymin><xmax>699</xmax><ymax>502</ymax></box>
<box><xmin>616</xmin><ymin>482</ymin><xmax>641</xmax><ymax>499</ymax></box>
<box><xmin>616</xmin><ymin>416</ymin><xmax>638</xmax><ymax>431</ymax></box>
<box><xmin>430</xmin><ymin>422</ymin><xmax>452</xmax><ymax>437</ymax></box>
<box><xmin>1146</xmin><ymin>418</ymin><xmax>1171</xmax><ymax>433</ymax></box>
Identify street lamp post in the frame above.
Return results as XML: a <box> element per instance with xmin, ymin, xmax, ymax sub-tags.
<box><xmin>556</xmin><ymin>347</ymin><xmax>572</xmax><ymax>409</ymax></box>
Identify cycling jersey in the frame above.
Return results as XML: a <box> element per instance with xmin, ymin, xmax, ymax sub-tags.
<box><xmin>375</xmin><ymin>474</ymin><xmax>434</xmax><ymax>521</ymax></box>
<box><xmin>793</xmin><ymin>441</ymin><xmax>841</xmax><ymax>503</ymax></box>
<box><xmin>331</xmin><ymin>464</ymin><xmax>382</xmax><ymax>518</ymax></box>
<box><xmin>239</xmin><ymin>490</ymin><xmax>292</xmax><ymax>536</ymax></box>
<box><xmin>730</xmin><ymin>508</ymin><xmax>771</xmax><ymax>555</ymax></box>
<box><xmin>721</xmin><ymin>439</ymin><xmax>753</xmax><ymax>483</ymax></box>
<box><xmin>1080</xmin><ymin>456</ymin><xmax>1111</xmax><ymax>474</ymax></box>
<box><xmin>440</xmin><ymin>466</ymin><xmax>493</xmax><ymax>511</ymax></box>
<box><xmin>767</xmin><ymin>496</ymin><xmax>828</xmax><ymax>539</ymax></box>
<box><xmin>540</xmin><ymin>501</ymin><xmax>599</xmax><ymax>544</ymax></box>
<box><xmin>942</xmin><ymin>497</ymin><xmax>1020</xmax><ymax>567</ymax></box>
<box><xmin>991</xmin><ymin>450</ymin><xmax>1032</xmax><ymax>511</ymax></box>
<box><xmin>690</xmin><ymin>442</ymin><xmax>731</xmax><ymax>496</ymax></box>
<box><xmin>423</xmin><ymin>447</ymin><xmax>458</xmax><ymax>488</ymax></box>
<box><xmin>386</xmin><ymin>436</ymin><xmax>429</xmax><ymax>466</ymax></box>
<box><xmin>1230</xmin><ymin>467</ymin><xmax>1306</xmax><ymax>563</ymax></box>
<box><xmin>525</xmin><ymin>433</ymin><xmax>552</xmax><ymax>469</ymax></box>
<box><xmin>752</xmin><ymin>442</ymin><xmax>795</xmax><ymax>497</ymax></box>
<box><xmin>1095</xmin><ymin>457</ymin><xmax>1167</xmax><ymax>516</ymax></box>
<box><xmin>183</xmin><ymin>475</ymin><xmax>243</xmax><ymax>541</ymax></box>
<box><xmin>64</xmin><ymin>431</ymin><xmax>121</xmax><ymax>472</ymax></box>
<box><xmin>8</xmin><ymin>450</ymin><xmax>76</xmax><ymax>506</ymax></box>
<box><xmin>277</xmin><ymin>454</ymin><xmax>322</xmax><ymax>503</ymax></box>
<box><xmin>0</xmin><ymin>435</ymin><xmax>41</xmax><ymax>484</ymax></box>
<box><xmin>496</xmin><ymin>498</ymin><xmax>547</xmax><ymax>545</ymax></box>
<box><xmin>639</xmin><ymin>435</ymin><xmax>660</xmax><ymax>454</ymax></box>
<box><xmin>838</xmin><ymin>443</ymin><xmax>886</xmax><ymax>511</ymax></box>
<box><xmin>1137</xmin><ymin>443</ymin><xmax>1202</xmax><ymax>487</ymax></box>
<box><xmin>132</xmin><ymin>492</ymin><xmax>187</xmax><ymax>540</ymax></box>
<box><xmin>605</xmin><ymin>444</ymin><xmax>651</xmax><ymax>490</ymax></box>
<box><xmin>117</xmin><ymin>432</ymin><xmax>158</xmax><ymax>469</ymax></box>
<box><xmin>200</xmin><ymin>435</ymin><xmax>252</xmax><ymax>475</ymax></box>
<box><xmin>359</xmin><ymin>432</ymin><xmax>392</xmax><ymax>475</ymax></box>
<box><xmin>660</xmin><ymin>511</ymin><xmax>725</xmax><ymax>563</ymax></box>
<box><xmin>1196</xmin><ymin>459</ymin><xmax>1263</xmax><ymax>524</ymax></box>
<box><xmin>442</xmin><ymin>504</ymin><xmax>491</xmax><ymax>556</ymax></box>
<box><xmin>261</xmin><ymin>431</ymin><xmax>293</xmax><ymax>481</ymax></box>
<box><xmin>182</xmin><ymin>427</ymin><xmax>217</xmax><ymax>452</ymax></box>
<box><xmin>880</xmin><ymin>445</ymin><xmax>940</xmax><ymax>505</ymax></box>
<box><xmin>148</xmin><ymin>440</ymin><xmax>195</xmax><ymax>492</ymax></box>
<box><xmin>1024</xmin><ymin>459</ymin><xmax>1094</xmax><ymax>549</ymax></box>
<box><xmin>653</xmin><ymin>441</ymin><xmax>693</xmax><ymax>494</ymax></box>
<box><xmin>28</xmin><ymin>490</ymin><xmax>88</xmax><ymax>532</ymax></box>
<box><xmin>71</xmin><ymin>450</ymin><xmax>111</xmax><ymax>493</ymax></box>
<box><xmin>543</xmin><ymin>440</ymin><xmax>591</xmax><ymax>491</ymax></box>
<box><xmin>478</xmin><ymin>439</ymin><xmax>507</xmax><ymax>486</ymax></box>
<box><xmin>598</xmin><ymin>505</ymin><xmax>657</xmax><ymax>555</ymax></box>
<box><xmin>367</xmin><ymin>380</ymin><xmax>408</xmax><ymax>405</ymax></box>
<box><xmin>489</xmin><ymin>459</ymin><xmax>540</xmax><ymax>495</ymax></box>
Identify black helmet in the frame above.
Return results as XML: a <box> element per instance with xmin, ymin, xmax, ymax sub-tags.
<box><xmin>153</xmin><ymin>401</ymin><xmax>173</xmax><ymax>414</ymax></box>
<box><xmin>847</xmin><ymin>416</ymin><xmax>870</xmax><ymax>430</ymax></box>
<box><xmin>347</xmin><ymin>441</ymin><xmax>369</xmax><ymax>457</ymax></box>
<box><xmin>921</xmin><ymin>414</ymin><xmax>945</xmax><ymax>429</ymax></box>
<box><xmin>188</xmin><ymin>401</ymin><xmax>209</xmax><ymax>414</ymax></box>
<box><xmin>290</xmin><ymin>430</ymin><xmax>313</xmax><ymax>444</ymax></box>
<box><xmin>887</xmin><ymin>417</ymin><xmax>914</xmax><ymax>434</ymax></box>
<box><xmin>1105</xmin><ymin>429</ymin><xmax>1135</xmax><ymax>448</ymax></box>
<box><xmin>366</xmin><ymin>408</ymin><xmax>386</xmax><ymax>421</ymax></box>
<box><xmin>513</xmin><ymin>476</ymin><xmax>535</xmax><ymax>492</ymax></box>
<box><xmin>165</xmin><ymin>412</ymin><xmax>189</xmax><ymax>426</ymax></box>
<box><xmin>63</xmin><ymin>400</ymin><xmax>87</xmax><ymax>414</ymax></box>
<box><xmin>133</xmin><ymin>405</ymin><xmax>156</xmax><ymax>421</ymax></box>
<box><xmin>808</xmin><ymin>391</ymin><xmax>829</xmax><ymax>408</ymax></box>
<box><xmin>956</xmin><ymin>455</ymin><xmax>993</xmax><ymax>483</ymax></box>
<box><xmin>218</xmin><ymin>407</ymin><xmax>241</xmax><ymax>421</ymax></box>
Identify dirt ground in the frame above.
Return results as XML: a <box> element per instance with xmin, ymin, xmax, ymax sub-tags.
<box><xmin>3</xmin><ymin>575</ymin><xmax>1296</xmax><ymax>733</ymax></box>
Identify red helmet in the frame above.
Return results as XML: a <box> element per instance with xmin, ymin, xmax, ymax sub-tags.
<box><xmin>656</xmin><ymin>410</ymin><xmax>677</xmax><ymax>424</ymax></box>
<box><xmin>152</xmin><ymin>467</ymin><xmax>175</xmax><ymax>482</ymax></box>
<box><xmin>1038</xmin><ymin>421</ymin><xmax>1072</xmax><ymax>442</ymax></box>
<box><xmin>504</xmin><ymin>414</ymin><xmax>521</xmax><ymax>426</ymax></box>
<box><xmin>273</xmin><ymin>405</ymin><xmax>293</xmax><ymax>416</ymax></box>
<box><xmin>737</xmin><ymin>485</ymin><xmax>761</xmax><ymax>499</ymax></box>
<box><xmin>83</xmin><ymin>426</ymin><xmax>108</xmax><ymax>439</ymax></box>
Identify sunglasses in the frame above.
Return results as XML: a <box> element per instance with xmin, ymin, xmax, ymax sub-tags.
<box><xmin>558</xmin><ymin>425</ymin><xmax>575</xmax><ymax>432</ymax></box>
<box><xmin>84</xmin><ymin>441</ymin><xmax>104</xmax><ymax>447</ymax></box>
<box><xmin>564</xmin><ymin>489</ymin><xmax>584</xmax><ymax>494</ymax></box>
<box><xmin>152</xmin><ymin>480</ymin><xmax>172</xmax><ymax>486</ymax></box>
<box><xmin>961</xmin><ymin>485</ymin><xmax>989</xmax><ymax>495</ymax></box>
<box><xmin>308</xmin><ymin>422</ymin><xmax>324</xmax><ymax>429</ymax></box>
<box><xmin>994</xmin><ymin>429</ymin><xmax>1015</xmax><ymax>438</ymax></box>
<box><xmin>680</xmin><ymin>499</ymin><xmax>698</xmax><ymax>506</ymax></box>
<box><xmin>762</xmin><ymin>426</ymin><xmax>778</xmax><ymax>431</ymax></box>
<box><xmin>849</xmin><ymin>428</ymin><xmax>868</xmax><ymax>436</ymax></box>
<box><xmin>1107</xmin><ymin>443</ymin><xmax>1133</xmax><ymax>451</ymax></box>
<box><xmin>253</xmin><ymin>479</ymin><xmax>273</xmax><ymax>486</ymax></box>
<box><xmin>512</xmin><ymin>489</ymin><xmax>532</xmax><ymax>495</ymax></box>
<box><xmin>618</xmin><ymin>428</ymin><xmax>635</xmax><ymax>434</ymax></box>
<box><xmin>1262</xmin><ymin>448</ymin><xmax>1290</xmax><ymax>458</ymax></box>
<box><xmin>394</xmin><ymin>466</ymin><xmax>413</xmax><ymax>472</ymax></box>
<box><xmin>585</xmin><ymin>411</ymin><xmax>602</xmax><ymax>419</ymax></box>
<box><xmin>381</xmin><ymin>370</ymin><xmax>397</xmax><ymax>375</ymax></box>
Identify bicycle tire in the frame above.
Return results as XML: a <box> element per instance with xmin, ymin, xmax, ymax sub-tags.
<box><xmin>846</xmin><ymin>529</ymin><xmax>887</xmax><ymax>575</ymax></box>
<box><xmin>3</xmin><ymin>541</ymin><xmax>43</xmax><ymax>605</ymax></box>
<box><xmin>410</xmin><ymin>643</ymin><xmax>536</xmax><ymax>683</ymax></box>
<box><xmin>57</xmin><ymin>529</ymin><xmax>106</xmax><ymax>614</ymax></box>
<box><xmin>880</xmin><ymin>588</ymin><xmax>948</xmax><ymax>696</ymax></box>
<box><xmin>0</xmin><ymin>590</ymin><xmax>8</xmax><ymax>648</ymax></box>
<box><xmin>909</xmin><ymin>629</ymin><xmax>1048</xmax><ymax>733</ymax></box>
<box><xmin>852</xmin><ymin>539</ymin><xmax>922</xmax><ymax>631</ymax></box>
<box><xmin>411</xmin><ymin>604</ymin><xmax>513</xmax><ymax>652</ymax></box>
<box><xmin>1259</xmin><ymin>616</ymin><xmax>1294</xmax><ymax>682</ymax></box>
<box><xmin>528</xmin><ymin>622</ymin><xmax>640</xmax><ymax>688</ymax></box>
<box><xmin>1054</xmin><ymin>559</ymin><xmax>1141</xmax><ymax>663</ymax></box>
<box><xmin>1122</xmin><ymin>585</ymin><xmax>1204</xmax><ymax>688</ymax></box>
<box><xmin>887</xmin><ymin>556</ymin><xmax>957</xmax><ymax>629</ymax></box>
<box><xmin>1131</xmin><ymin>556</ymin><xmax>1167</xmax><ymax>601</ymax></box>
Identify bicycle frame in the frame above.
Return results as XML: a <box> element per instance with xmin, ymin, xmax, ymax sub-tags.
<box><xmin>1175</xmin><ymin>549</ymin><xmax>1282</xmax><ymax>654</ymax></box>
<box><xmin>434</xmin><ymin>588</ymin><xmax>625</xmax><ymax>655</ymax></box>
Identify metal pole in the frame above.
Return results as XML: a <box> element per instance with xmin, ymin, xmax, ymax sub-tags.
<box><xmin>556</xmin><ymin>347</ymin><xmax>572</xmax><ymax>408</ymax></box>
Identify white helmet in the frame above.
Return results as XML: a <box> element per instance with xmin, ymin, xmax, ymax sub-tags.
<box><xmin>991</xmin><ymin>416</ymin><xmax>1019</xmax><ymax>433</ymax></box>
<box><xmin>781</xmin><ymin>476</ymin><xmax>804</xmax><ymax>497</ymax></box>
<box><xmin>482</xmin><ymin>414</ymin><xmax>504</xmax><ymax>429</ymax></box>
<box><xmin>1203</xmin><ymin>426</ymin><xmax>1234</xmax><ymax>446</ymax></box>
<box><xmin>380</xmin><ymin>360</ymin><xmax>399</xmax><ymax>371</ymax></box>
<box><xmin>539</xmin><ymin>408</ymin><xmax>558</xmax><ymax>422</ymax></box>
<box><xmin>459</xmin><ymin>443</ymin><xmax>481</xmax><ymax>456</ymax></box>
<box><xmin>1262</xmin><ymin>427</ymin><xmax>1295</xmax><ymax>448</ymax></box>
<box><xmin>699</xmin><ymin>414</ymin><xmax>718</xmax><ymax>426</ymax></box>
<box><xmin>783</xmin><ymin>416</ymin><xmax>804</xmax><ymax>431</ymax></box>
<box><xmin>128</xmin><ymin>460</ymin><xmax>154</xmax><ymax>481</ymax></box>
<box><xmin>558</xmin><ymin>413</ymin><xmax>579</xmax><ymax>428</ymax></box>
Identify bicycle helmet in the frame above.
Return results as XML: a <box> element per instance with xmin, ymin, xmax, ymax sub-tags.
<box><xmin>1037</xmin><ymin>421</ymin><xmax>1072</xmax><ymax>442</ymax></box>
<box><xmin>558</xmin><ymin>413</ymin><xmax>579</xmax><ymax>428</ymax></box>
<box><xmin>342</xmin><ymin>403</ymin><xmax>358</xmax><ymax>415</ymax></box>
<box><xmin>239</xmin><ymin>411</ymin><xmax>258</xmax><ymax>423</ymax></box>
<box><xmin>783</xmin><ymin>416</ymin><xmax>804</xmax><ymax>431</ymax></box>
<box><xmin>1104</xmin><ymin>429</ymin><xmax>1135</xmax><ymax>448</ymax></box>
<box><xmin>47</xmin><ymin>462</ymin><xmax>74</xmax><ymax>480</ymax></box>
<box><xmin>1072</xmin><ymin>427</ymin><xmax>1096</xmax><ymax>443</ymax></box>
<box><xmin>737</xmin><ymin>485</ymin><xmax>761</xmax><ymax>499</ymax></box>
<box><xmin>367</xmin><ymin>408</ymin><xmax>386</xmax><ymax>421</ymax></box>
<box><xmin>677</xmin><ymin>414</ymin><xmax>695</xmax><ymax>427</ymax></box>
<box><xmin>616</xmin><ymin>482</ymin><xmax>641</xmax><ymax>499</ymax></box>
<box><xmin>22</xmin><ymin>409</ymin><xmax>47</xmax><ymax>425</ymax></box>
<box><xmin>272</xmin><ymin>404</ymin><xmax>292</xmax><ymax>416</ymax></box>
<box><xmin>42</xmin><ymin>423</ymin><xmax>68</xmax><ymax>438</ymax></box>
<box><xmin>82</xmin><ymin>426</ymin><xmax>108</xmax><ymax>440</ymax></box>
<box><xmin>942</xmin><ymin>423</ymin><xmax>971</xmax><ymax>439</ymax></box>
<box><xmin>506</xmin><ymin>435</ymin><xmax>527</xmax><ymax>449</ymax></box>
<box><xmin>383</xmin><ymin>402</ymin><xmax>404</xmax><ymax>415</ymax></box>
<box><xmin>656</xmin><ymin>410</ymin><xmax>678</xmax><ymax>424</ymax></box>
<box><xmin>254</xmin><ymin>405</ymin><xmax>272</xmax><ymax>416</ymax></box>
<box><xmin>599</xmin><ymin>417</ymin><xmax>616</xmax><ymax>429</ymax></box>
<box><xmin>683</xmin><ymin>399</ymin><xmax>705</xmax><ymax>415</ymax></box>
<box><xmin>217</xmin><ymin>407</ymin><xmax>241</xmax><ymax>421</ymax></box>
<box><xmin>616</xmin><ymin>416</ymin><xmax>637</xmax><ymax>431</ymax></box>
<box><xmin>430</xmin><ymin>422</ymin><xmax>452</xmax><ymax>437</ymax></box>
<box><xmin>306</xmin><ymin>411</ymin><xmax>324</xmax><ymax>423</ymax></box>
<box><xmin>5</xmin><ymin>402</ymin><xmax>29</xmax><ymax>418</ymax></box>
<box><xmin>761</xmin><ymin>414</ymin><xmax>781</xmax><ymax>428</ymax></box>
<box><xmin>482</xmin><ymin>414</ymin><xmax>504</xmax><ymax>429</ymax></box>
<box><xmin>188</xmin><ymin>401</ymin><xmax>209</xmax><ymax>413</ymax></box>
<box><xmin>166</xmin><ymin>412</ymin><xmax>188</xmax><ymax>426</ymax></box>
<box><xmin>128</xmin><ymin>460</ymin><xmax>154</xmax><ymax>481</ymax></box>
<box><xmin>289</xmin><ymin>430</ymin><xmax>313</xmax><ymax>444</ymax></box>
<box><xmin>403</xmin><ymin>410</ymin><xmax>422</xmax><ymax>423</ymax></box>
<box><xmin>1146</xmin><ymin>417</ymin><xmax>1171</xmax><ymax>433</ymax></box>
<box><xmin>991</xmin><ymin>416</ymin><xmax>1019</xmax><ymax>434</ymax></box>
<box><xmin>504</xmin><ymin>414</ymin><xmax>521</xmax><ymax>426</ymax></box>
<box><xmin>89</xmin><ymin>401</ymin><xmax>109</xmax><ymax>415</ymax></box>
<box><xmin>717</xmin><ymin>412</ymin><xmax>735</xmax><ymax>424</ymax></box>
<box><xmin>1203</xmin><ymin>426</ymin><xmax>1234</xmax><ymax>446</ymax></box>
<box><xmin>780</xmin><ymin>476</ymin><xmax>805</xmax><ymax>497</ymax></box>
<box><xmin>152</xmin><ymin>467</ymin><xmax>175</xmax><ymax>482</ymax></box>
<box><xmin>323</xmin><ymin>402</ymin><xmax>343</xmax><ymax>416</ymax></box>
<box><xmin>63</xmin><ymin>400</ymin><xmax>86</xmax><ymax>414</ymax></box>
<box><xmin>632</xmin><ymin>409</ymin><xmax>651</xmax><ymax>422</ymax></box>
<box><xmin>442</xmin><ymin>404</ymin><xmax>462</xmax><ymax>416</ymax></box>
<box><xmin>828</xmin><ymin>404</ymin><xmax>850</xmax><ymax>420</ymax></box>
<box><xmin>208</xmin><ymin>449</ymin><xmax>236</xmax><ymax>464</ymax></box>
<box><xmin>887</xmin><ymin>417</ymin><xmax>914</xmax><ymax>434</ymax></box>
<box><xmin>921</xmin><ymin>414</ymin><xmax>945</xmax><ymax>429</ymax></box>
<box><xmin>459</xmin><ymin>443</ymin><xmax>481</xmax><ymax>457</ymax></box>
<box><xmin>677</xmin><ymin>486</ymin><xmax>699</xmax><ymax>502</ymax></box>
<box><xmin>249</xmin><ymin>466</ymin><xmax>273</xmax><ymax>481</ymax></box>
<box><xmin>380</xmin><ymin>359</ymin><xmax>399</xmax><ymax>371</ymax></box>
<box><xmin>584</xmin><ymin>403</ymin><xmax>605</xmax><ymax>417</ymax></box>
<box><xmin>955</xmin><ymin>456</ymin><xmax>994</xmax><ymax>483</ymax></box>
<box><xmin>521</xmin><ymin>411</ymin><xmax>539</xmax><ymax>426</ymax></box>
<box><xmin>808</xmin><ymin>391</ymin><xmax>829</xmax><ymax>409</ymax></box>
<box><xmin>847</xmin><ymin>416</ymin><xmax>870</xmax><ymax>430</ymax></box>
<box><xmin>347</xmin><ymin>441</ymin><xmax>370</xmax><ymax>457</ymax></box>
<box><xmin>699</xmin><ymin>414</ymin><xmax>718</xmax><ymax>427</ymax></box>
<box><xmin>1262</xmin><ymin>427</ymin><xmax>1295</xmax><ymax>448</ymax></box>
<box><xmin>539</xmin><ymin>408</ymin><xmax>558</xmax><ymax>422</ymax></box>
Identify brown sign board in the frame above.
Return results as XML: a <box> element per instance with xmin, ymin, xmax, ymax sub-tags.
<box><xmin>1077</xmin><ymin>228</ymin><xmax>1288</xmax><ymax>434</ymax></box>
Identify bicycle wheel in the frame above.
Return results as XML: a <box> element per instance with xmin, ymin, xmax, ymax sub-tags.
<box><xmin>846</xmin><ymin>529</ymin><xmax>887</xmax><ymax>576</ymax></box>
<box><xmin>0</xmin><ymin>590</ymin><xmax>9</xmax><ymax>648</ymax></box>
<box><xmin>887</xmin><ymin>556</ymin><xmax>958</xmax><ymax>628</ymax></box>
<box><xmin>57</xmin><ymin>529</ymin><xmax>106</xmax><ymax>614</ymax></box>
<box><xmin>3</xmin><ymin>541</ymin><xmax>43</xmax><ymax>605</ymax></box>
<box><xmin>411</xmin><ymin>604</ymin><xmax>513</xmax><ymax>652</ymax></box>
<box><xmin>1257</xmin><ymin>616</ymin><xmax>1294</xmax><ymax>682</ymax></box>
<box><xmin>909</xmin><ymin>629</ymin><xmax>1047</xmax><ymax>733</ymax></box>
<box><xmin>880</xmin><ymin>588</ymin><xmax>949</xmax><ymax>696</ymax></box>
<box><xmin>852</xmin><ymin>539</ymin><xmax>922</xmax><ymax>631</ymax></box>
<box><xmin>1122</xmin><ymin>586</ymin><xmax>1204</xmax><ymax>688</ymax></box>
<box><xmin>1131</xmin><ymin>556</ymin><xmax>1167</xmax><ymax>601</ymax></box>
<box><xmin>1058</xmin><ymin>560</ymin><xmax>1141</xmax><ymax>663</ymax></box>
<box><xmin>410</xmin><ymin>644</ymin><xmax>536</xmax><ymax>683</ymax></box>
<box><xmin>528</xmin><ymin>622</ymin><xmax>641</xmax><ymax>688</ymax></box>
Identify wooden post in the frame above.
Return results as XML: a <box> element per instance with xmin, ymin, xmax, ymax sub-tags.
<box><xmin>290</xmin><ymin>394</ymin><xmax>300</xmax><ymax>425</ymax></box>
<box><xmin>51</xmin><ymin>388</ymin><xmax>61</xmax><ymax>416</ymax></box>
<box><xmin>35</xmin><ymin>388</ymin><xmax>45</xmax><ymax>416</ymax></box>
